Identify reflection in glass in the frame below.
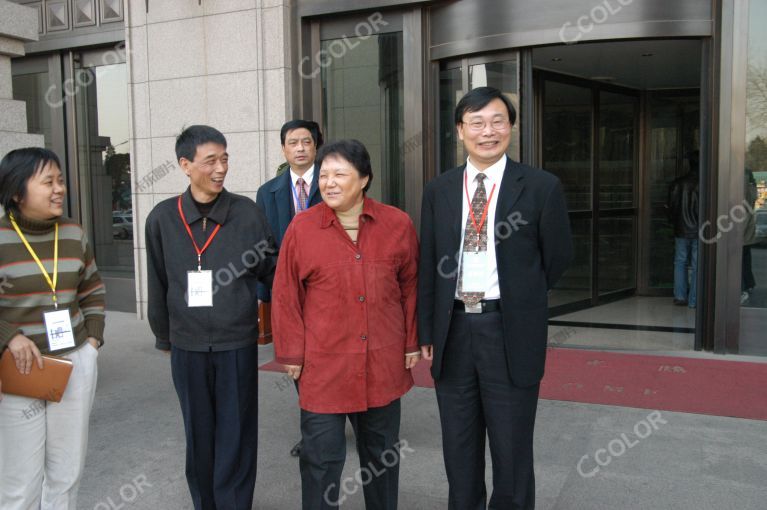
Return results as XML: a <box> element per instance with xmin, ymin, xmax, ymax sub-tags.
<box><xmin>74</xmin><ymin>63</ymin><xmax>133</xmax><ymax>274</ymax></box>
<box><xmin>598</xmin><ymin>217</ymin><xmax>636</xmax><ymax>293</ymax></box>
<box><xmin>599</xmin><ymin>92</ymin><xmax>636</xmax><ymax>210</ymax></box>
<box><xmin>740</xmin><ymin>0</ymin><xmax>767</xmax><ymax>354</ymax></box>
<box><xmin>549</xmin><ymin>217</ymin><xmax>592</xmax><ymax>307</ymax></box>
<box><xmin>542</xmin><ymin>81</ymin><xmax>592</xmax><ymax>211</ymax></box>
<box><xmin>321</xmin><ymin>32</ymin><xmax>404</xmax><ymax>209</ymax></box>
<box><xmin>438</xmin><ymin>59</ymin><xmax>519</xmax><ymax>172</ymax></box>
<box><xmin>439</xmin><ymin>66</ymin><xmax>463</xmax><ymax>171</ymax></box>
<box><xmin>12</xmin><ymin>72</ymin><xmax>53</xmax><ymax>148</ymax></box>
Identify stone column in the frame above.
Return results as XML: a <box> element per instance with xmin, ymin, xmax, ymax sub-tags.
<box><xmin>125</xmin><ymin>0</ymin><xmax>293</xmax><ymax>318</ymax></box>
<box><xmin>0</xmin><ymin>0</ymin><xmax>44</xmax><ymax>158</ymax></box>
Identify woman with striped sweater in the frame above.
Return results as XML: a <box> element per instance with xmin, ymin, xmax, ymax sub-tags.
<box><xmin>0</xmin><ymin>147</ymin><xmax>105</xmax><ymax>510</ymax></box>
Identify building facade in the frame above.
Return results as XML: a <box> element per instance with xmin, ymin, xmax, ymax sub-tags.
<box><xmin>3</xmin><ymin>0</ymin><xmax>765</xmax><ymax>357</ymax></box>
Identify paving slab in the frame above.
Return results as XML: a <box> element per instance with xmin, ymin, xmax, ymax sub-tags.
<box><xmin>75</xmin><ymin>312</ymin><xmax>767</xmax><ymax>509</ymax></box>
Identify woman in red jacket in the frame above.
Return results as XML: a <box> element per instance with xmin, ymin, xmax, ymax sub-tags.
<box><xmin>272</xmin><ymin>139</ymin><xmax>420</xmax><ymax>510</ymax></box>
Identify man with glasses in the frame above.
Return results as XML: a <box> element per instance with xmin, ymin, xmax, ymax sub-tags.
<box><xmin>418</xmin><ymin>87</ymin><xmax>573</xmax><ymax>509</ymax></box>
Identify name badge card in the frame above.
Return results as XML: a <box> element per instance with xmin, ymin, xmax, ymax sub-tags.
<box><xmin>44</xmin><ymin>309</ymin><xmax>76</xmax><ymax>351</ymax></box>
<box><xmin>187</xmin><ymin>270</ymin><xmax>213</xmax><ymax>307</ymax></box>
<box><xmin>461</xmin><ymin>251</ymin><xmax>487</xmax><ymax>293</ymax></box>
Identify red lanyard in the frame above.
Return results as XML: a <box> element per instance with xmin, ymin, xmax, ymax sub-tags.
<box><xmin>177</xmin><ymin>195</ymin><xmax>222</xmax><ymax>270</ymax></box>
<box><xmin>464</xmin><ymin>171</ymin><xmax>496</xmax><ymax>240</ymax></box>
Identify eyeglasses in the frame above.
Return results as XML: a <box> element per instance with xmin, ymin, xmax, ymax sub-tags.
<box><xmin>462</xmin><ymin>118</ymin><xmax>511</xmax><ymax>132</ymax></box>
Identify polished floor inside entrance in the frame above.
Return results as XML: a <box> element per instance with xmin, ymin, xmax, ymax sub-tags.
<box><xmin>548</xmin><ymin>297</ymin><xmax>695</xmax><ymax>351</ymax></box>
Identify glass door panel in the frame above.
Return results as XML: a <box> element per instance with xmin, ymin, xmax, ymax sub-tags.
<box><xmin>645</xmin><ymin>93</ymin><xmax>700</xmax><ymax>290</ymax></box>
<box><xmin>73</xmin><ymin>59</ymin><xmax>133</xmax><ymax>274</ymax></box>
<box><xmin>741</xmin><ymin>0</ymin><xmax>767</xmax><ymax>355</ymax></box>
<box><xmin>542</xmin><ymin>80</ymin><xmax>593</xmax><ymax>307</ymax></box>
<box><xmin>598</xmin><ymin>216</ymin><xmax>636</xmax><ymax>293</ymax></box>
<box><xmin>542</xmin><ymin>81</ymin><xmax>593</xmax><ymax>212</ymax></box>
<box><xmin>439</xmin><ymin>66</ymin><xmax>463</xmax><ymax>171</ymax></box>
<box><xmin>321</xmin><ymin>32</ymin><xmax>405</xmax><ymax>209</ymax></box>
<box><xmin>469</xmin><ymin>60</ymin><xmax>520</xmax><ymax>162</ymax></box>
<box><xmin>598</xmin><ymin>91</ymin><xmax>638</xmax><ymax>294</ymax></box>
<box><xmin>12</xmin><ymin>73</ymin><xmax>53</xmax><ymax>148</ymax></box>
<box><xmin>599</xmin><ymin>92</ymin><xmax>636</xmax><ymax>210</ymax></box>
<box><xmin>437</xmin><ymin>55</ymin><xmax>519</xmax><ymax>173</ymax></box>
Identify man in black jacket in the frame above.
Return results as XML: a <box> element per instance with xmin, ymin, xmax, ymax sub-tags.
<box><xmin>418</xmin><ymin>87</ymin><xmax>573</xmax><ymax>509</ymax></box>
<box><xmin>145</xmin><ymin>125</ymin><xmax>277</xmax><ymax>510</ymax></box>
<box><xmin>667</xmin><ymin>151</ymin><xmax>699</xmax><ymax>308</ymax></box>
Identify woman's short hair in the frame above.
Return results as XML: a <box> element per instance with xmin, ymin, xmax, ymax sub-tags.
<box><xmin>316</xmin><ymin>139</ymin><xmax>373</xmax><ymax>193</ymax></box>
<box><xmin>0</xmin><ymin>147</ymin><xmax>62</xmax><ymax>213</ymax></box>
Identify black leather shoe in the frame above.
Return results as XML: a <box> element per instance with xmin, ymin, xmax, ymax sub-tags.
<box><xmin>673</xmin><ymin>299</ymin><xmax>687</xmax><ymax>306</ymax></box>
<box><xmin>290</xmin><ymin>440</ymin><xmax>303</xmax><ymax>457</ymax></box>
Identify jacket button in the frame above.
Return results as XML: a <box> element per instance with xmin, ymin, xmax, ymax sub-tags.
<box><xmin>360</xmin><ymin>334</ymin><xmax>367</xmax><ymax>340</ymax></box>
<box><xmin>358</xmin><ymin>296</ymin><xmax>365</xmax><ymax>302</ymax></box>
<box><xmin>355</xmin><ymin>253</ymin><xmax>361</xmax><ymax>260</ymax></box>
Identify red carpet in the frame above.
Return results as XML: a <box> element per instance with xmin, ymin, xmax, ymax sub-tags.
<box><xmin>260</xmin><ymin>347</ymin><xmax>767</xmax><ymax>421</ymax></box>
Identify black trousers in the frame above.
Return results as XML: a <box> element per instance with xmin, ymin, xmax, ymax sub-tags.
<box><xmin>300</xmin><ymin>399</ymin><xmax>401</xmax><ymax>510</ymax></box>
<box><xmin>171</xmin><ymin>344</ymin><xmax>259</xmax><ymax>510</ymax></box>
<box><xmin>435</xmin><ymin>310</ymin><xmax>539</xmax><ymax>510</ymax></box>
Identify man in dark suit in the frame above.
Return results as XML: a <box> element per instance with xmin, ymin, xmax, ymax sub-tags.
<box><xmin>418</xmin><ymin>87</ymin><xmax>573</xmax><ymax>509</ymax></box>
<box><xmin>256</xmin><ymin>119</ymin><xmax>324</xmax><ymax>457</ymax></box>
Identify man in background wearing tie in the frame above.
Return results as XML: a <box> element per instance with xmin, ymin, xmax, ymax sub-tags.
<box><xmin>256</xmin><ymin>120</ymin><xmax>324</xmax><ymax>457</ymax></box>
<box><xmin>418</xmin><ymin>87</ymin><xmax>573</xmax><ymax>509</ymax></box>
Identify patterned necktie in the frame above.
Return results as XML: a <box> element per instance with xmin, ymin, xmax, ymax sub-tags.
<box><xmin>458</xmin><ymin>173</ymin><xmax>488</xmax><ymax>306</ymax></box>
<box><xmin>296</xmin><ymin>177</ymin><xmax>308</xmax><ymax>212</ymax></box>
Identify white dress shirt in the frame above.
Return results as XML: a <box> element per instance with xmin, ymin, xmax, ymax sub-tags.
<box><xmin>289</xmin><ymin>165</ymin><xmax>314</xmax><ymax>214</ymax></box>
<box><xmin>455</xmin><ymin>155</ymin><xmax>506</xmax><ymax>300</ymax></box>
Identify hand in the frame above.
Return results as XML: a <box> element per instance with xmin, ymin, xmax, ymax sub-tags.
<box><xmin>86</xmin><ymin>337</ymin><xmax>100</xmax><ymax>350</ymax></box>
<box><xmin>8</xmin><ymin>334</ymin><xmax>44</xmax><ymax>375</ymax></box>
<box><xmin>405</xmin><ymin>352</ymin><xmax>421</xmax><ymax>369</ymax></box>
<box><xmin>285</xmin><ymin>364</ymin><xmax>303</xmax><ymax>380</ymax></box>
<box><xmin>420</xmin><ymin>345</ymin><xmax>433</xmax><ymax>361</ymax></box>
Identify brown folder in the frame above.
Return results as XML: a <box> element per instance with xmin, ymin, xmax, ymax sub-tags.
<box><xmin>0</xmin><ymin>349</ymin><xmax>73</xmax><ymax>402</ymax></box>
<box><xmin>258</xmin><ymin>302</ymin><xmax>273</xmax><ymax>345</ymax></box>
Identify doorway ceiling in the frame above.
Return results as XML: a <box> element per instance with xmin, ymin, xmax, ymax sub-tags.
<box><xmin>533</xmin><ymin>39</ymin><xmax>702</xmax><ymax>90</ymax></box>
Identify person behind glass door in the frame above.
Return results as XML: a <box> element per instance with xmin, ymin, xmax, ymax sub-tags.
<box><xmin>667</xmin><ymin>151</ymin><xmax>700</xmax><ymax>308</ymax></box>
<box><xmin>272</xmin><ymin>139</ymin><xmax>421</xmax><ymax>510</ymax></box>
<box><xmin>0</xmin><ymin>147</ymin><xmax>106</xmax><ymax>510</ymax></box>
<box><xmin>741</xmin><ymin>168</ymin><xmax>758</xmax><ymax>304</ymax></box>
<box><xmin>417</xmin><ymin>87</ymin><xmax>573</xmax><ymax>509</ymax></box>
<box><xmin>256</xmin><ymin>120</ymin><xmax>324</xmax><ymax>457</ymax></box>
<box><xmin>145</xmin><ymin>125</ymin><xmax>277</xmax><ymax>510</ymax></box>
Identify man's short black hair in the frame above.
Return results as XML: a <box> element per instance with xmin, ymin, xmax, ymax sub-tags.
<box><xmin>316</xmin><ymin>139</ymin><xmax>373</xmax><ymax>193</ymax></box>
<box><xmin>0</xmin><ymin>147</ymin><xmax>62</xmax><ymax>213</ymax></box>
<box><xmin>454</xmin><ymin>86</ymin><xmax>516</xmax><ymax>127</ymax></box>
<box><xmin>280</xmin><ymin>120</ymin><xmax>324</xmax><ymax>148</ymax></box>
<box><xmin>175</xmin><ymin>125</ymin><xmax>227</xmax><ymax>163</ymax></box>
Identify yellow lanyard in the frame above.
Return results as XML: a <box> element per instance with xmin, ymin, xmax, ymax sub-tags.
<box><xmin>9</xmin><ymin>213</ymin><xmax>59</xmax><ymax>309</ymax></box>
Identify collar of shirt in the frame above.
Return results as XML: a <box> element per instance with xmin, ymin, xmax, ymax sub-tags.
<box><xmin>465</xmin><ymin>154</ymin><xmax>506</xmax><ymax>193</ymax></box>
<box><xmin>290</xmin><ymin>165</ymin><xmax>314</xmax><ymax>190</ymax></box>
<box><xmin>320</xmin><ymin>198</ymin><xmax>377</xmax><ymax>229</ymax></box>
<box><xmin>180</xmin><ymin>186</ymin><xmax>230</xmax><ymax>225</ymax></box>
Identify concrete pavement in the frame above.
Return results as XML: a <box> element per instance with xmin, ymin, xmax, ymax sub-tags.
<box><xmin>76</xmin><ymin>312</ymin><xmax>767</xmax><ymax>509</ymax></box>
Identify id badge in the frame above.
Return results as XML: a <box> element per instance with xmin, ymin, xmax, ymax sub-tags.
<box><xmin>44</xmin><ymin>309</ymin><xmax>76</xmax><ymax>351</ymax></box>
<box><xmin>461</xmin><ymin>251</ymin><xmax>487</xmax><ymax>293</ymax></box>
<box><xmin>187</xmin><ymin>270</ymin><xmax>213</xmax><ymax>307</ymax></box>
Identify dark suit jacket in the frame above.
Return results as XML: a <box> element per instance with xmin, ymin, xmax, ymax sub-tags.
<box><xmin>417</xmin><ymin>158</ymin><xmax>574</xmax><ymax>387</ymax></box>
<box><xmin>255</xmin><ymin>167</ymin><xmax>321</xmax><ymax>301</ymax></box>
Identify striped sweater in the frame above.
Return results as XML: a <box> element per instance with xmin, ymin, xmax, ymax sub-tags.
<box><xmin>0</xmin><ymin>213</ymin><xmax>106</xmax><ymax>354</ymax></box>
